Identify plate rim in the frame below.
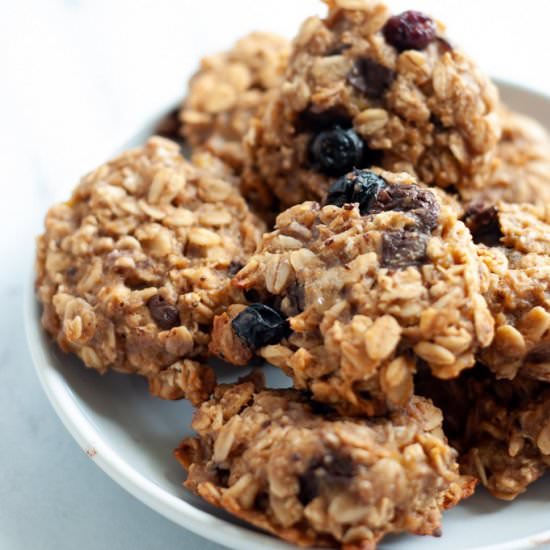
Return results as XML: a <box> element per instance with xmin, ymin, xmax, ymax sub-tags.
<box><xmin>26</xmin><ymin>80</ymin><xmax>550</xmax><ymax>550</ymax></box>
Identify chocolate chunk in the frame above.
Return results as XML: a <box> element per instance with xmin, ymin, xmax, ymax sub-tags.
<box><xmin>370</xmin><ymin>184</ymin><xmax>440</xmax><ymax>231</ymax></box>
<box><xmin>347</xmin><ymin>58</ymin><xmax>396</xmax><ymax>98</ymax></box>
<box><xmin>232</xmin><ymin>303</ymin><xmax>291</xmax><ymax>350</ymax></box>
<box><xmin>382</xmin><ymin>230</ymin><xmax>429</xmax><ymax>269</ymax></box>
<box><xmin>147</xmin><ymin>295</ymin><xmax>181</xmax><ymax>330</ymax></box>
<box><xmin>463</xmin><ymin>204</ymin><xmax>503</xmax><ymax>246</ymax></box>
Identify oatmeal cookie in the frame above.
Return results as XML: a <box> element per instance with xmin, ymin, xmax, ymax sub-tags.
<box><xmin>209</xmin><ymin>169</ymin><xmax>494</xmax><ymax>415</ymax></box>
<box><xmin>180</xmin><ymin>32</ymin><xmax>289</xmax><ymax>174</ymax></box>
<box><xmin>461</xmin><ymin>109</ymin><xmax>550</xmax><ymax>205</ymax></box>
<box><xmin>176</xmin><ymin>378</ymin><xmax>474</xmax><ymax>548</ymax></box>
<box><xmin>36</xmin><ymin>137</ymin><xmax>264</xmax><ymax>403</ymax></box>
<box><xmin>418</xmin><ymin>367</ymin><xmax>550</xmax><ymax>500</ymax></box>
<box><xmin>243</xmin><ymin>0</ymin><xmax>501</xmax><ymax>209</ymax></box>
<box><xmin>465</xmin><ymin>202</ymin><xmax>550</xmax><ymax>381</ymax></box>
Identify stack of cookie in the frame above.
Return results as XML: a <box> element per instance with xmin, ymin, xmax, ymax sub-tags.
<box><xmin>36</xmin><ymin>0</ymin><xmax>550</xmax><ymax>547</ymax></box>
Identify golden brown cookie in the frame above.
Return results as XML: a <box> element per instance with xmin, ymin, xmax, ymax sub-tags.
<box><xmin>36</xmin><ymin>137</ymin><xmax>264</xmax><ymax>403</ymax></box>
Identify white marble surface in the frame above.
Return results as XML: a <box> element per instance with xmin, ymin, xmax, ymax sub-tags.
<box><xmin>2</xmin><ymin>1</ymin><xmax>550</xmax><ymax>549</ymax></box>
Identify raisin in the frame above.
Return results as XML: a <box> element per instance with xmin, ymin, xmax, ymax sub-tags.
<box><xmin>383</xmin><ymin>10</ymin><xmax>436</xmax><ymax>52</ymax></box>
<box><xmin>381</xmin><ymin>230</ymin><xmax>430</xmax><ymax>269</ymax></box>
<box><xmin>347</xmin><ymin>57</ymin><xmax>396</xmax><ymax>97</ymax></box>
<box><xmin>298</xmin><ymin>452</ymin><xmax>356</xmax><ymax>505</ymax></box>
<box><xmin>325</xmin><ymin>169</ymin><xmax>387</xmax><ymax>214</ymax></box>
<box><xmin>231</xmin><ymin>303</ymin><xmax>290</xmax><ymax>350</ymax></box>
<box><xmin>370</xmin><ymin>183</ymin><xmax>440</xmax><ymax>231</ymax></box>
<box><xmin>463</xmin><ymin>204</ymin><xmax>503</xmax><ymax>246</ymax></box>
<box><xmin>309</xmin><ymin>127</ymin><xmax>365</xmax><ymax>176</ymax></box>
<box><xmin>147</xmin><ymin>295</ymin><xmax>180</xmax><ymax>330</ymax></box>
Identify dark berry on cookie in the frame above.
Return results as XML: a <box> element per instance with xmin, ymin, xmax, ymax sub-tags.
<box><xmin>232</xmin><ymin>303</ymin><xmax>290</xmax><ymax>350</ymax></box>
<box><xmin>298</xmin><ymin>452</ymin><xmax>356</xmax><ymax>505</ymax></box>
<box><xmin>325</xmin><ymin>169</ymin><xmax>387</xmax><ymax>215</ymax></box>
<box><xmin>383</xmin><ymin>11</ymin><xmax>437</xmax><ymax>52</ymax></box>
<box><xmin>309</xmin><ymin>127</ymin><xmax>364</xmax><ymax>176</ymax></box>
<box><xmin>381</xmin><ymin>230</ymin><xmax>430</xmax><ymax>269</ymax></box>
<box><xmin>347</xmin><ymin>58</ymin><xmax>396</xmax><ymax>97</ymax></box>
<box><xmin>147</xmin><ymin>295</ymin><xmax>181</xmax><ymax>330</ymax></box>
<box><xmin>463</xmin><ymin>203</ymin><xmax>503</xmax><ymax>246</ymax></box>
<box><xmin>370</xmin><ymin>184</ymin><xmax>440</xmax><ymax>231</ymax></box>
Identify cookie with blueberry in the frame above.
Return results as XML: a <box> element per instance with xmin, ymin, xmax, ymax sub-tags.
<box><xmin>243</xmin><ymin>0</ymin><xmax>502</xmax><ymax>209</ymax></box>
<box><xmin>36</xmin><ymin>137</ymin><xmax>265</xmax><ymax>403</ymax></box>
<box><xmin>209</xmin><ymin>169</ymin><xmax>494</xmax><ymax>416</ymax></box>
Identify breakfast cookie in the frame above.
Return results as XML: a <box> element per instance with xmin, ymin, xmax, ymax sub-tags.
<box><xmin>180</xmin><ymin>32</ymin><xmax>289</xmax><ymax>174</ymax></box>
<box><xmin>465</xmin><ymin>202</ymin><xmax>550</xmax><ymax>382</ymax></box>
<box><xmin>209</xmin><ymin>169</ymin><xmax>494</xmax><ymax>416</ymax></box>
<box><xmin>36</xmin><ymin>137</ymin><xmax>264</xmax><ymax>403</ymax></box>
<box><xmin>461</xmin><ymin>109</ymin><xmax>550</xmax><ymax>205</ymax></box>
<box><xmin>418</xmin><ymin>367</ymin><xmax>550</xmax><ymax>500</ymax></box>
<box><xmin>243</xmin><ymin>0</ymin><xmax>501</xmax><ymax>209</ymax></box>
<box><xmin>176</xmin><ymin>378</ymin><xmax>474</xmax><ymax>548</ymax></box>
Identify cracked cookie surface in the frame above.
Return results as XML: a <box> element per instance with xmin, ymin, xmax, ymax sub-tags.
<box><xmin>243</xmin><ymin>0</ymin><xmax>501</xmax><ymax>209</ymax></box>
<box><xmin>209</xmin><ymin>169</ymin><xmax>494</xmax><ymax>415</ymax></box>
<box><xmin>176</xmin><ymin>378</ymin><xmax>474</xmax><ymax>549</ymax></box>
<box><xmin>36</xmin><ymin>137</ymin><xmax>264</xmax><ymax>403</ymax></box>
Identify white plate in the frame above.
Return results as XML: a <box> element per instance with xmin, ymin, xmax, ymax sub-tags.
<box><xmin>26</xmin><ymin>81</ymin><xmax>550</xmax><ymax>550</ymax></box>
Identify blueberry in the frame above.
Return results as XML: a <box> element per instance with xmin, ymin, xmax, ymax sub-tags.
<box><xmin>383</xmin><ymin>10</ymin><xmax>436</xmax><ymax>52</ymax></box>
<box><xmin>232</xmin><ymin>303</ymin><xmax>290</xmax><ymax>350</ymax></box>
<box><xmin>147</xmin><ymin>295</ymin><xmax>180</xmax><ymax>330</ymax></box>
<box><xmin>309</xmin><ymin>127</ymin><xmax>364</xmax><ymax>176</ymax></box>
<box><xmin>325</xmin><ymin>169</ymin><xmax>387</xmax><ymax>215</ymax></box>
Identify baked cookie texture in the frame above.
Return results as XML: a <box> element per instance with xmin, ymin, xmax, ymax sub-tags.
<box><xmin>418</xmin><ymin>367</ymin><xmax>550</xmax><ymax>501</ymax></box>
<box><xmin>36</xmin><ymin>137</ymin><xmax>264</xmax><ymax>403</ymax></box>
<box><xmin>209</xmin><ymin>169</ymin><xmax>494</xmax><ymax>416</ymax></box>
<box><xmin>461</xmin><ymin>109</ymin><xmax>550</xmax><ymax>205</ymax></box>
<box><xmin>180</xmin><ymin>32</ymin><xmax>289</xmax><ymax>174</ymax></box>
<box><xmin>466</xmin><ymin>202</ymin><xmax>550</xmax><ymax>382</ymax></box>
<box><xmin>176</xmin><ymin>378</ymin><xmax>474</xmax><ymax>549</ymax></box>
<box><xmin>243</xmin><ymin>0</ymin><xmax>501</xmax><ymax>209</ymax></box>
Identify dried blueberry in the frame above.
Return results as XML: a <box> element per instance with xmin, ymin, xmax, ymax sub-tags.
<box><xmin>325</xmin><ymin>169</ymin><xmax>387</xmax><ymax>215</ymax></box>
<box><xmin>147</xmin><ymin>295</ymin><xmax>180</xmax><ymax>330</ymax></box>
<box><xmin>309</xmin><ymin>127</ymin><xmax>364</xmax><ymax>176</ymax></box>
<box><xmin>463</xmin><ymin>204</ymin><xmax>503</xmax><ymax>246</ymax></box>
<box><xmin>347</xmin><ymin>58</ymin><xmax>396</xmax><ymax>98</ymax></box>
<box><xmin>383</xmin><ymin>10</ymin><xmax>436</xmax><ymax>52</ymax></box>
<box><xmin>232</xmin><ymin>303</ymin><xmax>290</xmax><ymax>350</ymax></box>
<box><xmin>381</xmin><ymin>229</ymin><xmax>429</xmax><ymax>269</ymax></box>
